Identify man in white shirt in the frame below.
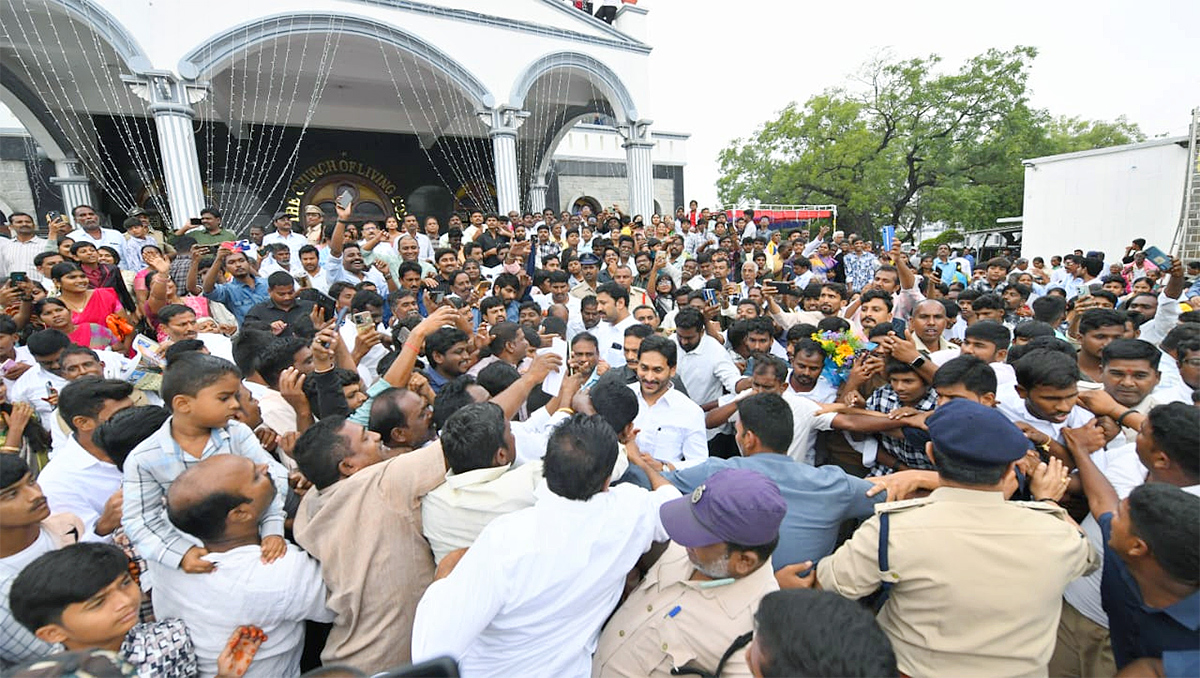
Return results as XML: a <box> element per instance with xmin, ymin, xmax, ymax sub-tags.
<box><xmin>0</xmin><ymin>213</ymin><xmax>47</xmax><ymax>282</ymax></box>
<box><xmin>35</xmin><ymin>378</ymin><xmax>133</xmax><ymax>542</ymax></box>
<box><xmin>595</xmin><ymin>282</ymin><xmax>639</xmax><ymax>367</ymax></box>
<box><xmin>629</xmin><ymin>335</ymin><xmax>708</xmax><ymax>467</ymax></box>
<box><xmin>672</xmin><ymin>306</ymin><xmax>746</xmax><ymax>436</ymax></box>
<box><xmin>998</xmin><ymin>349</ymin><xmax>1095</xmax><ymax>458</ymax></box>
<box><xmin>421</xmin><ymin>402</ymin><xmax>541</xmax><ymax>564</ymax></box>
<box><xmin>8</xmin><ymin>330</ymin><xmax>71</xmax><ymax>434</ymax></box>
<box><xmin>411</xmin><ymin>415</ymin><xmax>682</xmax><ymax>676</ymax></box>
<box><xmin>65</xmin><ymin>204</ymin><xmax>124</xmax><ymax>251</ymax></box>
<box><xmin>151</xmin><ymin>454</ymin><xmax>335</xmax><ymax>678</ymax></box>
<box><xmin>262</xmin><ymin>213</ymin><xmax>310</xmax><ymax>265</ymax></box>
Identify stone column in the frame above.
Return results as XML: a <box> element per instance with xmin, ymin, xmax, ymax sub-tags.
<box><xmin>528</xmin><ymin>181</ymin><xmax>549</xmax><ymax>213</ymax></box>
<box><xmin>125</xmin><ymin>73</ymin><xmax>207</xmax><ymax>226</ymax></box>
<box><xmin>50</xmin><ymin>159</ymin><xmax>93</xmax><ymax>213</ymax></box>
<box><xmin>479</xmin><ymin>106</ymin><xmax>528</xmax><ymax>214</ymax></box>
<box><xmin>620</xmin><ymin>119</ymin><xmax>655</xmax><ymax>218</ymax></box>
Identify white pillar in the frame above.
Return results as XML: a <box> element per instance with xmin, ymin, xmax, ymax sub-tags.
<box><xmin>621</xmin><ymin>120</ymin><xmax>655</xmax><ymax>219</ymax></box>
<box><xmin>479</xmin><ymin>106</ymin><xmax>528</xmax><ymax>215</ymax></box>
<box><xmin>125</xmin><ymin>74</ymin><xmax>207</xmax><ymax>227</ymax></box>
<box><xmin>529</xmin><ymin>182</ymin><xmax>549</xmax><ymax>213</ymax></box>
<box><xmin>50</xmin><ymin>159</ymin><xmax>93</xmax><ymax>213</ymax></box>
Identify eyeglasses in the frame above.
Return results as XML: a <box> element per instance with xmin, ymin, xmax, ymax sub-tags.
<box><xmin>1181</xmin><ymin>358</ymin><xmax>1200</xmax><ymax>367</ymax></box>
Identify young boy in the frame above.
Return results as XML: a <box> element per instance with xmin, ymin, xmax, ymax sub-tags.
<box><xmin>997</xmin><ymin>348</ymin><xmax>1093</xmax><ymax>461</ymax></box>
<box><xmin>0</xmin><ymin>455</ymin><xmax>84</xmax><ymax>668</ymax></box>
<box><xmin>121</xmin><ymin>352</ymin><xmax>289</xmax><ymax>573</ymax></box>
<box><xmin>865</xmin><ymin>359</ymin><xmax>938</xmax><ymax>475</ymax></box>
<box><xmin>9</xmin><ymin>542</ymin><xmax>264</xmax><ymax>677</ymax></box>
<box><xmin>958</xmin><ymin>321</ymin><xmax>1015</xmax><ymax>400</ymax></box>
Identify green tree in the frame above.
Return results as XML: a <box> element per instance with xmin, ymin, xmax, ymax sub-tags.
<box><xmin>718</xmin><ymin>48</ymin><xmax>1144</xmax><ymax>239</ymax></box>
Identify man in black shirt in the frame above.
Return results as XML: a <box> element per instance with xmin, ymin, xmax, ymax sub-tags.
<box><xmin>244</xmin><ymin>271</ymin><xmax>316</xmax><ymax>335</ymax></box>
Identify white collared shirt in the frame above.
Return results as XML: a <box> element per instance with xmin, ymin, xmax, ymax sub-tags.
<box><xmin>67</xmin><ymin>227</ymin><xmax>125</xmax><ymax>251</ymax></box>
<box><xmin>996</xmin><ymin>390</ymin><xmax>1093</xmax><ymax>443</ymax></box>
<box><xmin>412</xmin><ymin>482</ymin><xmax>681</xmax><ymax>677</ymax></box>
<box><xmin>422</xmin><ymin>461</ymin><xmax>543</xmax><ymax>564</ymax></box>
<box><xmin>673</xmin><ymin>334</ymin><xmax>742</xmax><ymax>413</ymax></box>
<box><xmin>596</xmin><ymin>314</ymin><xmax>638</xmax><ymax>368</ymax></box>
<box><xmin>785</xmin><ymin>375</ymin><xmax>838</xmax><ymax>404</ymax></box>
<box><xmin>8</xmin><ymin>365</ymin><xmax>67</xmax><ymax>435</ymax></box>
<box><xmin>36</xmin><ymin>435</ymin><xmax>120</xmax><ymax>540</ymax></box>
<box><xmin>630</xmin><ymin>384</ymin><xmax>708</xmax><ymax>466</ymax></box>
<box><xmin>781</xmin><ymin>391</ymin><xmax>838</xmax><ymax>465</ymax></box>
<box><xmin>149</xmin><ymin>542</ymin><xmax>335</xmax><ymax>678</ymax></box>
<box><xmin>261</xmin><ymin>231</ymin><xmax>309</xmax><ymax>264</ymax></box>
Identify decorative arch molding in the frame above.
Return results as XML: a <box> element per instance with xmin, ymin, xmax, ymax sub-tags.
<box><xmin>0</xmin><ymin>63</ymin><xmax>72</xmax><ymax>160</ymax></box>
<box><xmin>509</xmin><ymin>51</ymin><xmax>638</xmax><ymax>124</ymax></box>
<box><xmin>178</xmin><ymin>13</ymin><xmax>495</xmax><ymax>110</ymax></box>
<box><xmin>39</xmin><ymin>0</ymin><xmax>151</xmax><ymax>72</ymax></box>
<box><xmin>525</xmin><ymin>104</ymin><xmax>613</xmax><ymax>185</ymax></box>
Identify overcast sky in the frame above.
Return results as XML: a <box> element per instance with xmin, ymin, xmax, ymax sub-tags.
<box><xmin>645</xmin><ymin>0</ymin><xmax>1200</xmax><ymax>208</ymax></box>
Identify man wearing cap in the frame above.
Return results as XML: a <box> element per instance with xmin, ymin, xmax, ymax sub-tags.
<box><xmin>635</xmin><ymin>393</ymin><xmax>888</xmax><ymax>573</ymax></box>
<box><xmin>302</xmin><ymin>204</ymin><xmax>326</xmax><ymax>243</ymax></box>
<box><xmin>593</xmin><ymin>468</ymin><xmax>785</xmax><ymax>678</ymax></box>
<box><xmin>571</xmin><ymin>252</ymin><xmax>603</xmax><ymax>299</ymax></box>
<box><xmin>263</xmin><ymin>212</ymin><xmax>309</xmax><ymax>266</ymax></box>
<box><xmin>782</xmin><ymin>400</ymin><xmax>1098</xmax><ymax>677</ymax></box>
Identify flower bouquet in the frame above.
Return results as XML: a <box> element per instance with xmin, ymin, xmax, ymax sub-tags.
<box><xmin>811</xmin><ymin>331</ymin><xmax>875</xmax><ymax>387</ymax></box>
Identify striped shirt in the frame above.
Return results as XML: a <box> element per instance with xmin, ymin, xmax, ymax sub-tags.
<box><xmin>121</xmin><ymin>417</ymin><xmax>288</xmax><ymax>568</ymax></box>
<box><xmin>0</xmin><ymin>236</ymin><xmax>48</xmax><ymax>281</ymax></box>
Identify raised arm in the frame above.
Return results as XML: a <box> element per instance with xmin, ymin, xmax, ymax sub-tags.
<box><xmin>491</xmin><ymin>352</ymin><xmax>562</xmax><ymax>420</ymax></box>
<box><xmin>328</xmin><ymin>201</ymin><xmax>352</xmax><ymax>258</ymax></box>
<box><xmin>201</xmin><ymin>247</ymin><xmax>229</xmax><ymax>295</ymax></box>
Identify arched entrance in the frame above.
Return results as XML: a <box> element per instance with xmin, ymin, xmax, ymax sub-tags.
<box><xmin>301</xmin><ymin>173</ymin><xmax>405</xmax><ymax>225</ymax></box>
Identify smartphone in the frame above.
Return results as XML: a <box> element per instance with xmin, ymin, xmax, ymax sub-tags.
<box><xmin>1</xmin><ymin>359</ymin><xmax>15</xmax><ymax>373</ymax></box>
<box><xmin>47</xmin><ymin>211</ymin><xmax>61</xmax><ymax>222</ymax></box>
<box><xmin>9</xmin><ymin>271</ymin><xmax>27</xmax><ymax>284</ymax></box>
<box><xmin>352</xmin><ymin>311</ymin><xmax>374</xmax><ymax>335</ymax></box>
<box><xmin>350</xmin><ymin>309</ymin><xmax>374</xmax><ymax>333</ymax></box>
<box><xmin>1143</xmin><ymin>246</ymin><xmax>1172</xmax><ymax>270</ymax></box>
<box><xmin>190</xmin><ymin>217</ymin><xmax>202</xmax><ymax>226</ymax></box>
<box><xmin>336</xmin><ymin>191</ymin><xmax>353</xmax><ymax>210</ymax></box>
<box><xmin>1076</xmin><ymin>284</ymin><xmax>1091</xmax><ymax>298</ymax></box>
<box><xmin>767</xmin><ymin>280</ymin><xmax>787</xmax><ymax>293</ymax></box>
<box><xmin>701</xmin><ymin>288</ymin><xmax>719</xmax><ymax>305</ymax></box>
<box><xmin>476</xmin><ymin>281</ymin><xmax>492</xmax><ymax>295</ymax></box>
<box><xmin>446</xmin><ymin>296</ymin><xmax>464</xmax><ymax>309</ymax></box>
<box><xmin>429</xmin><ymin>290</ymin><xmax>446</xmax><ymax>305</ymax></box>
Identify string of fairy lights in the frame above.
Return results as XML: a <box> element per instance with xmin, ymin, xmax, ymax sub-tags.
<box><xmin>2</xmin><ymin>1</ymin><xmax>628</xmax><ymax>227</ymax></box>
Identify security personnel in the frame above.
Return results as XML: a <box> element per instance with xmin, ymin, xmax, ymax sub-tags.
<box><xmin>783</xmin><ymin>399</ymin><xmax>1098</xmax><ymax>677</ymax></box>
<box><xmin>593</xmin><ymin>469</ymin><xmax>786</xmax><ymax>678</ymax></box>
<box><xmin>571</xmin><ymin>252</ymin><xmax>603</xmax><ymax>299</ymax></box>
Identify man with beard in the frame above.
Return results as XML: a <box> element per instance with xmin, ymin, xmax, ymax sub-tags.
<box><xmin>631</xmin><ymin>335</ymin><xmax>708</xmax><ymax>468</ymax></box>
<box><xmin>596</xmin><ymin>324</ymin><xmax>689</xmax><ymax>395</ymax></box>
<box><xmin>593</xmin><ymin>467</ymin><xmax>786</xmax><ymax>678</ymax></box>
<box><xmin>1098</xmin><ymin>339</ymin><xmax>1162</xmax><ymax>442</ymax></box>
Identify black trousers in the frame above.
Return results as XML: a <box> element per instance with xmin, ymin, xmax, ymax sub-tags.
<box><xmin>595</xmin><ymin>5</ymin><xmax>617</xmax><ymax>23</ymax></box>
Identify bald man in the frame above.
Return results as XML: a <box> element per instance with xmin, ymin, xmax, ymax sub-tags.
<box><xmin>149</xmin><ymin>456</ymin><xmax>334</xmax><ymax>677</ymax></box>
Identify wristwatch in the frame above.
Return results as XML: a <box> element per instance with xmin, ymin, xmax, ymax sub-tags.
<box><xmin>908</xmin><ymin>356</ymin><xmax>926</xmax><ymax>369</ymax></box>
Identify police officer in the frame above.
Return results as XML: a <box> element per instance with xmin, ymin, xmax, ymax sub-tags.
<box><xmin>593</xmin><ymin>469</ymin><xmax>786</xmax><ymax>678</ymax></box>
<box><xmin>571</xmin><ymin>252</ymin><xmax>603</xmax><ymax>299</ymax></box>
<box><xmin>779</xmin><ymin>399</ymin><xmax>1098</xmax><ymax>677</ymax></box>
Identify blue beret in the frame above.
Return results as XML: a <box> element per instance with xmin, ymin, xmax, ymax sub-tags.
<box><xmin>926</xmin><ymin>399</ymin><xmax>1030</xmax><ymax>465</ymax></box>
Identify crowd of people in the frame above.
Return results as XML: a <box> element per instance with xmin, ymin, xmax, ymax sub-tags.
<box><xmin>0</xmin><ymin>199</ymin><xmax>1196</xmax><ymax>678</ymax></box>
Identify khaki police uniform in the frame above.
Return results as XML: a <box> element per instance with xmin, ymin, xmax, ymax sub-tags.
<box><xmin>817</xmin><ymin>487</ymin><xmax>1098</xmax><ymax>678</ymax></box>
<box><xmin>570</xmin><ymin>281</ymin><xmax>598</xmax><ymax>299</ymax></box>
<box><xmin>593</xmin><ymin>543</ymin><xmax>777</xmax><ymax>678</ymax></box>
